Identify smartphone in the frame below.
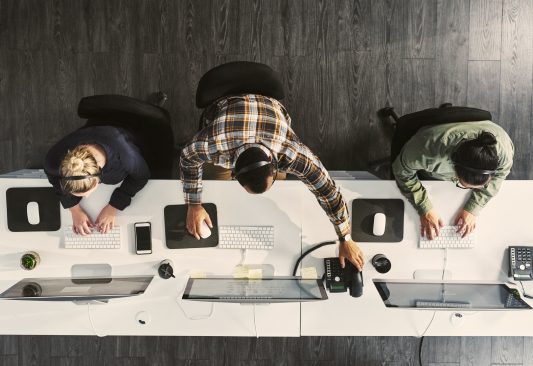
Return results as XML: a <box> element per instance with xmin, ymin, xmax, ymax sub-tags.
<box><xmin>135</xmin><ymin>222</ymin><xmax>152</xmax><ymax>255</ymax></box>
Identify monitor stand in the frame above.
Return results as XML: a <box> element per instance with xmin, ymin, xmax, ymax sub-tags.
<box><xmin>71</xmin><ymin>263</ymin><xmax>112</xmax><ymax>278</ymax></box>
<box><xmin>70</xmin><ymin>264</ymin><xmax>112</xmax><ymax>305</ymax></box>
<box><xmin>413</xmin><ymin>269</ymin><xmax>452</xmax><ymax>280</ymax></box>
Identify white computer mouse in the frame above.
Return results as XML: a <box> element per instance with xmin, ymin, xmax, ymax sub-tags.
<box><xmin>199</xmin><ymin>220</ymin><xmax>211</xmax><ymax>239</ymax></box>
<box><xmin>27</xmin><ymin>201</ymin><xmax>40</xmax><ymax>225</ymax></box>
<box><xmin>372</xmin><ymin>213</ymin><xmax>386</xmax><ymax>236</ymax></box>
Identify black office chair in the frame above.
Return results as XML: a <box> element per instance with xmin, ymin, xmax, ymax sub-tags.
<box><xmin>78</xmin><ymin>94</ymin><xmax>175</xmax><ymax>179</ymax></box>
<box><xmin>372</xmin><ymin>103</ymin><xmax>493</xmax><ymax>179</ymax></box>
<box><xmin>195</xmin><ymin>61</ymin><xmax>285</xmax><ymax>129</ymax></box>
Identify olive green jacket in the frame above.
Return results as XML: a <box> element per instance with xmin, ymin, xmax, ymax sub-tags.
<box><xmin>392</xmin><ymin>121</ymin><xmax>514</xmax><ymax>216</ymax></box>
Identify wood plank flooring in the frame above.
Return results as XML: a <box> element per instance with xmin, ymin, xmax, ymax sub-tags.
<box><xmin>2</xmin><ymin>0</ymin><xmax>533</xmax><ymax>365</ymax></box>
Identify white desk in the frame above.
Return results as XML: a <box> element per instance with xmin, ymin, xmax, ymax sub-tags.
<box><xmin>0</xmin><ymin>179</ymin><xmax>304</xmax><ymax>336</ymax></box>
<box><xmin>2</xmin><ymin>177</ymin><xmax>532</xmax><ymax>336</ymax></box>
<box><xmin>301</xmin><ymin>180</ymin><xmax>533</xmax><ymax>336</ymax></box>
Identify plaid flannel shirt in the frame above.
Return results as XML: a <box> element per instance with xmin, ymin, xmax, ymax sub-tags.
<box><xmin>179</xmin><ymin>94</ymin><xmax>350</xmax><ymax>238</ymax></box>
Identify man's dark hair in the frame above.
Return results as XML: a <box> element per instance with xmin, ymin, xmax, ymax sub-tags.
<box><xmin>235</xmin><ymin>147</ymin><xmax>274</xmax><ymax>193</ymax></box>
<box><xmin>453</xmin><ymin>132</ymin><xmax>499</xmax><ymax>186</ymax></box>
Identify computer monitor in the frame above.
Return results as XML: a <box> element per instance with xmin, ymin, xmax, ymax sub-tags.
<box><xmin>182</xmin><ymin>276</ymin><xmax>328</xmax><ymax>303</ymax></box>
<box><xmin>0</xmin><ymin>276</ymin><xmax>153</xmax><ymax>302</ymax></box>
<box><xmin>373</xmin><ymin>279</ymin><xmax>532</xmax><ymax>310</ymax></box>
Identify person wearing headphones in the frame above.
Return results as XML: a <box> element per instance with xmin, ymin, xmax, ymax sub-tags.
<box><xmin>180</xmin><ymin>94</ymin><xmax>364</xmax><ymax>271</ymax></box>
<box><xmin>392</xmin><ymin>121</ymin><xmax>514</xmax><ymax>240</ymax></box>
<box><xmin>44</xmin><ymin>128</ymin><xmax>150</xmax><ymax>235</ymax></box>
<box><xmin>44</xmin><ymin>93</ymin><xmax>170</xmax><ymax>236</ymax></box>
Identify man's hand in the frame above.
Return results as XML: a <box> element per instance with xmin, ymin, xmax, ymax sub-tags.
<box><xmin>420</xmin><ymin>209</ymin><xmax>444</xmax><ymax>240</ymax></box>
<box><xmin>454</xmin><ymin>209</ymin><xmax>476</xmax><ymax>237</ymax></box>
<box><xmin>339</xmin><ymin>239</ymin><xmax>364</xmax><ymax>271</ymax></box>
<box><xmin>70</xmin><ymin>204</ymin><xmax>94</xmax><ymax>236</ymax></box>
<box><xmin>95</xmin><ymin>204</ymin><xmax>117</xmax><ymax>234</ymax></box>
<box><xmin>186</xmin><ymin>204</ymin><xmax>213</xmax><ymax>240</ymax></box>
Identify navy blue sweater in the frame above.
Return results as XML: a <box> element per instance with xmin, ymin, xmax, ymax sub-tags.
<box><xmin>44</xmin><ymin>126</ymin><xmax>150</xmax><ymax>210</ymax></box>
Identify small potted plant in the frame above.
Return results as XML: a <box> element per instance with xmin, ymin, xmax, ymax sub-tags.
<box><xmin>20</xmin><ymin>251</ymin><xmax>40</xmax><ymax>270</ymax></box>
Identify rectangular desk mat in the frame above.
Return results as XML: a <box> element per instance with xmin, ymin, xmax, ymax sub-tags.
<box><xmin>164</xmin><ymin>203</ymin><xmax>218</xmax><ymax>249</ymax></box>
<box><xmin>351</xmin><ymin>198</ymin><xmax>404</xmax><ymax>242</ymax></box>
<box><xmin>6</xmin><ymin>187</ymin><xmax>61</xmax><ymax>232</ymax></box>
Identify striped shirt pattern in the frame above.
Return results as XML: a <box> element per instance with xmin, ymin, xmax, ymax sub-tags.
<box><xmin>179</xmin><ymin>94</ymin><xmax>350</xmax><ymax>237</ymax></box>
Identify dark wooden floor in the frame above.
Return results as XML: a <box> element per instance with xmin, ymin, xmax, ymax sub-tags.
<box><xmin>2</xmin><ymin>0</ymin><xmax>533</xmax><ymax>365</ymax></box>
<box><xmin>0</xmin><ymin>335</ymin><xmax>533</xmax><ymax>366</ymax></box>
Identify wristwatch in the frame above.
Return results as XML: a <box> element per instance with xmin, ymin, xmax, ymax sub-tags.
<box><xmin>339</xmin><ymin>234</ymin><xmax>351</xmax><ymax>243</ymax></box>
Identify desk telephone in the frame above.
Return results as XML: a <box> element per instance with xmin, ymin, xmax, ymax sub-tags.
<box><xmin>324</xmin><ymin>257</ymin><xmax>363</xmax><ymax>297</ymax></box>
<box><xmin>509</xmin><ymin>246</ymin><xmax>533</xmax><ymax>280</ymax></box>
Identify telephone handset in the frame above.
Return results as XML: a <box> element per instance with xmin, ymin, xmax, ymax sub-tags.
<box><xmin>324</xmin><ymin>257</ymin><xmax>363</xmax><ymax>297</ymax></box>
<box><xmin>509</xmin><ymin>246</ymin><xmax>533</xmax><ymax>280</ymax></box>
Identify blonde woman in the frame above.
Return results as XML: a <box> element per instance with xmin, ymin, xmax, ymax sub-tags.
<box><xmin>44</xmin><ymin>126</ymin><xmax>150</xmax><ymax>235</ymax></box>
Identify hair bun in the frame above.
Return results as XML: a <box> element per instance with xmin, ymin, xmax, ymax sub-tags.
<box><xmin>68</xmin><ymin>156</ymin><xmax>85</xmax><ymax>173</ymax></box>
<box><xmin>474</xmin><ymin>132</ymin><xmax>497</xmax><ymax>148</ymax></box>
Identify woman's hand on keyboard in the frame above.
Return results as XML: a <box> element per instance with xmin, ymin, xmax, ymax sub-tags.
<box><xmin>95</xmin><ymin>204</ymin><xmax>117</xmax><ymax>234</ymax></box>
<box><xmin>420</xmin><ymin>209</ymin><xmax>444</xmax><ymax>240</ymax></box>
<box><xmin>70</xmin><ymin>204</ymin><xmax>94</xmax><ymax>236</ymax></box>
<box><xmin>454</xmin><ymin>210</ymin><xmax>476</xmax><ymax>237</ymax></box>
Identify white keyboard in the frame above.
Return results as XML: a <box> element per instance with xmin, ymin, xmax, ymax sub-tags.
<box><xmin>218</xmin><ymin>225</ymin><xmax>274</xmax><ymax>250</ymax></box>
<box><xmin>64</xmin><ymin>226</ymin><xmax>121</xmax><ymax>249</ymax></box>
<box><xmin>419</xmin><ymin>225</ymin><xmax>475</xmax><ymax>249</ymax></box>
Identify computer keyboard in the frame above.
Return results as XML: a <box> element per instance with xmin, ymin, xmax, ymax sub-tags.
<box><xmin>415</xmin><ymin>301</ymin><xmax>471</xmax><ymax>309</ymax></box>
<box><xmin>218</xmin><ymin>225</ymin><xmax>274</xmax><ymax>250</ymax></box>
<box><xmin>64</xmin><ymin>226</ymin><xmax>121</xmax><ymax>249</ymax></box>
<box><xmin>419</xmin><ymin>225</ymin><xmax>475</xmax><ymax>249</ymax></box>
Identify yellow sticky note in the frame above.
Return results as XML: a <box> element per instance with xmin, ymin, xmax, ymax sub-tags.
<box><xmin>233</xmin><ymin>265</ymin><xmax>249</xmax><ymax>278</ymax></box>
<box><xmin>301</xmin><ymin>267</ymin><xmax>318</xmax><ymax>279</ymax></box>
<box><xmin>190</xmin><ymin>271</ymin><xmax>207</xmax><ymax>278</ymax></box>
<box><xmin>248</xmin><ymin>268</ymin><xmax>263</xmax><ymax>279</ymax></box>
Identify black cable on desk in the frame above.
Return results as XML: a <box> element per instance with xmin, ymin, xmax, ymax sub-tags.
<box><xmin>418</xmin><ymin>336</ymin><xmax>425</xmax><ymax>366</ymax></box>
<box><xmin>519</xmin><ymin>281</ymin><xmax>533</xmax><ymax>299</ymax></box>
<box><xmin>292</xmin><ymin>241</ymin><xmax>336</xmax><ymax>276</ymax></box>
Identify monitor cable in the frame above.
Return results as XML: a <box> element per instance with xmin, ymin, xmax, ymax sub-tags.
<box><xmin>518</xmin><ymin>281</ymin><xmax>533</xmax><ymax>299</ymax></box>
<box><xmin>176</xmin><ymin>281</ymin><xmax>215</xmax><ymax>320</ymax></box>
<box><xmin>253</xmin><ymin>303</ymin><xmax>259</xmax><ymax>338</ymax></box>
<box><xmin>87</xmin><ymin>302</ymin><xmax>107</xmax><ymax>337</ymax></box>
<box><xmin>418</xmin><ymin>247</ymin><xmax>448</xmax><ymax>366</ymax></box>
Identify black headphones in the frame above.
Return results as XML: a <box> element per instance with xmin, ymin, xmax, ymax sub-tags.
<box><xmin>233</xmin><ymin>144</ymin><xmax>279</xmax><ymax>179</ymax></box>
<box><xmin>452</xmin><ymin>161</ymin><xmax>497</xmax><ymax>175</ymax></box>
<box><xmin>451</xmin><ymin>151</ymin><xmax>497</xmax><ymax>176</ymax></box>
<box><xmin>60</xmin><ymin>173</ymin><xmax>102</xmax><ymax>181</ymax></box>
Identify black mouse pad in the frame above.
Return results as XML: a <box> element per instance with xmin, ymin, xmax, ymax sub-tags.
<box><xmin>164</xmin><ymin>203</ymin><xmax>219</xmax><ymax>249</ymax></box>
<box><xmin>351</xmin><ymin>199</ymin><xmax>404</xmax><ymax>242</ymax></box>
<box><xmin>6</xmin><ymin>187</ymin><xmax>61</xmax><ymax>232</ymax></box>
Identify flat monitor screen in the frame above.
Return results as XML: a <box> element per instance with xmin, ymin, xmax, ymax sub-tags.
<box><xmin>183</xmin><ymin>276</ymin><xmax>328</xmax><ymax>303</ymax></box>
<box><xmin>373</xmin><ymin>279</ymin><xmax>531</xmax><ymax>310</ymax></box>
<box><xmin>0</xmin><ymin>276</ymin><xmax>153</xmax><ymax>301</ymax></box>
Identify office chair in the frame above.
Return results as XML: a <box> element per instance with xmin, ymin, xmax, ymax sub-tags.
<box><xmin>195</xmin><ymin>61</ymin><xmax>287</xmax><ymax>180</ymax></box>
<box><xmin>371</xmin><ymin>103</ymin><xmax>493</xmax><ymax>179</ymax></box>
<box><xmin>78</xmin><ymin>94</ymin><xmax>175</xmax><ymax>179</ymax></box>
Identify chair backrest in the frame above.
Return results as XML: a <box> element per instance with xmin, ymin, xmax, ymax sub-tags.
<box><xmin>195</xmin><ymin>61</ymin><xmax>285</xmax><ymax>108</ymax></box>
<box><xmin>78</xmin><ymin>94</ymin><xmax>174</xmax><ymax>179</ymax></box>
<box><xmin>391</xmin><ymin>106</ymin><xmax>493</xmax><ymax>163</ymax></box>
<box><xmin>78</xmin><ymin>94</ymin><xmax>170</xmax><ymax>126</ymax></box>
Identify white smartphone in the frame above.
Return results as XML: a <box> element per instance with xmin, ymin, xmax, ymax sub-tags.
<box><xmin>134</xmin><ymin>222</ymin><xmax>152</xmax><ymax>255</ymax></box>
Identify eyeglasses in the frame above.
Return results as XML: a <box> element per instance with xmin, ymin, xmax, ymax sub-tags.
<box><xmin>454</xmin><ymin>179</ymin><xmax>489</xmax><ymax>190</ymax></box>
